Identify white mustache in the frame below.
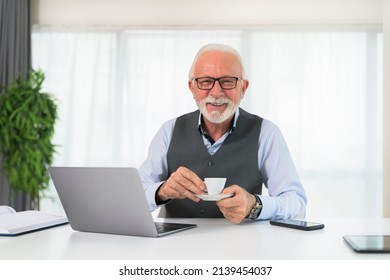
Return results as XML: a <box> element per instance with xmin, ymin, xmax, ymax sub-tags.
<box><xmin>203</xmin><ymin>97</ymin><xmax>231</xmax><ymax>106</ymax></box>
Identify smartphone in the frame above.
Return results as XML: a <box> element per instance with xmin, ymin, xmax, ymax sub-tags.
<box><xmin>270</xmin><ymin>219</ymin><xmax>324</xmax><ymax>231</ymax></box>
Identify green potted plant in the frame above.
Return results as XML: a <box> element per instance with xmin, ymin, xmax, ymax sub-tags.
<box><xmin>0</xmin><ymin>69</ymin><xmax>58</xmax><ymax>210</ymax></box>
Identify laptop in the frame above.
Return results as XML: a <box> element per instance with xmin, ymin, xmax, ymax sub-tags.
<box><xmin>343</xmin><ymin>235</ymin><xmax>390</xmax><ymax>253</ymax></box>
<box><xmin>48</xmin><ymin>167</ymin><xmax>197</xmax><ymax>237</ymax></box>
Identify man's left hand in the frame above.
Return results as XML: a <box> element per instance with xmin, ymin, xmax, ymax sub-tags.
<box><xmin>216</xmin><ymin>185</ymin><xmax>257</xmax><ymax>224</ymax></box>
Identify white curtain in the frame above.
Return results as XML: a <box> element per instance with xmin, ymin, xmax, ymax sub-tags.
<box><xmin>32</xmin><ymin>28</ymin><xmax>383</xmax><ymax>218</ymax></box>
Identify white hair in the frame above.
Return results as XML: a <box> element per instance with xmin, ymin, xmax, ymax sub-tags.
<box><xmin>188</xmin><ymin>43</ymin><xmax>248</xmax><ymax>80</ymax></box>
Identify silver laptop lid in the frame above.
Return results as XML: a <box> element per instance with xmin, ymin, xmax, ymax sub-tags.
<box><xmin>49</xmin><ymin>167</ymin><xmax>161</xmax><ymax>237</ymax></box>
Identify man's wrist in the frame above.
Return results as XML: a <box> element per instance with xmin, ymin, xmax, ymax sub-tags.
<box><xmin>248</xmin><ymin>195</ymin><xmax>263</xmax><ymax>220</ymax></box>
<box><xmin>155</xmin><ymin>182</ymin><xmax>169</xmax><ymax>205</ymax></box>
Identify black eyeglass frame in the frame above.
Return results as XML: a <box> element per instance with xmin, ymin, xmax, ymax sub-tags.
<box><xmin>193</xmin><ymin>76</ymin><xmax>243</xmax><ymax>90</ymax></box>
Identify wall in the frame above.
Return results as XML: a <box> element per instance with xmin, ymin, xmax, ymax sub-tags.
<box><xmin>31</xmin><ymin>0</ymin><xmax>382</xmax><ymax>26</ymax></box>
<box><xmin>384</xmin><ymin>0</ymin><xmax>390</xmax><ymax>217</ymax></box>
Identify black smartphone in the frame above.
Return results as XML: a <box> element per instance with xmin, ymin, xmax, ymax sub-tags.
<box><xmin>270</xmin><ymin>219</ymin><xmax>324</xmax><ymax>231</ymax></box>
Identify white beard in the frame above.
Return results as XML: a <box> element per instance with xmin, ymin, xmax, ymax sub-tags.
<box><xmin>196</xmin><ymin>95</ymin><xmax>241</xmax><ymax>124</ymax></box>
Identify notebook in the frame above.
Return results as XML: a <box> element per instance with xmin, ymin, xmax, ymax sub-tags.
<box><xmin>343</xmin><ymin>235</ymin><xmax>390</xmax><ymax>253</ymax></box>
<box><xmin>48</xmin><ymin>167</ymin><xmax>197</xmax><ymax>237</ymax></box>
<box><xmin>0</xmin><ymin>207</ymin><xmax>68</xmax><ymax>237</ymax></box>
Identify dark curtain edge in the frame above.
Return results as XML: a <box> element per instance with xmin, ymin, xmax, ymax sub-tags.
<box><xmin>0</xmin><ymin>0</ymin><xmax>32</xmax><ymax>211</ymax></box>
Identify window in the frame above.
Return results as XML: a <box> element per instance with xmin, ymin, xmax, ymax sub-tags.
<box><xmin>33</xmin><ymin>28</ymin><xmax>383</xmax><ymax>218</ymax></box>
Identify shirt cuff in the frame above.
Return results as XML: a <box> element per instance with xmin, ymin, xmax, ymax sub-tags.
<box><xmin>257</xmin><ymin>195</ymin><xmax>278</xmax><ymax>220</ymax></box>
<box><xmin>144</xmin><ymin>181</ymin><xmax>165</xmax><ymax>211</ymax></box>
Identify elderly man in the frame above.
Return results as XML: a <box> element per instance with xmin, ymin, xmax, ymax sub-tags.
<box><xmin>139</xmin><ymin>43</ymin><xmax>307</xmax><ymax>224</ymax></box>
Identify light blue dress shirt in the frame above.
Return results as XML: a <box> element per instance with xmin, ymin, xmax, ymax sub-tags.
<box><xmin>139</xmin><ymin>109</ymin><xmax>307</xmax><ymax>220</ymax></box>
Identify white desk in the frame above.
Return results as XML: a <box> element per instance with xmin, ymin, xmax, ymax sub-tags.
<box><xmin>1</xmin><ymin>218</ymin><xmax>390</xmax><ymax>260</ymax></box>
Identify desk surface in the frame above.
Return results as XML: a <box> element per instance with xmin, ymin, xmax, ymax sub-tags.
<box><xmin>1</xmin><ymin>218</ymin><xmax>390</xmax><ymax>260</ymax></box>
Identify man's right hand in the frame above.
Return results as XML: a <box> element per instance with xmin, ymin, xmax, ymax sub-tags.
<box><xmin>156</xmin><ymin>166</ymin><xmax>205</xmax><ymax>203</ymax></box>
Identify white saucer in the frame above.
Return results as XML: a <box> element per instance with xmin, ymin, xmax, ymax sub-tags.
<box><xmin>196</xmin><ymin>194</ymin><xmax>233</xmax><ymax>201</ymax></box>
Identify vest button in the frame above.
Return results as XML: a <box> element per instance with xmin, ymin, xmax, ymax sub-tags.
<box><xmin>208</xmin><ymin>161</ymin><xmax>214</xmax><ymax>167</ymax></box>
<box><xmin>200</xmin><ymin>208</ymin><xmax>205</xmax><ymax>215</ymax></box>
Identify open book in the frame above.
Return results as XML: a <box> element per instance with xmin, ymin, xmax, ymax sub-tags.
<box><xmin>0</xmin><ymin>205</ymin><xmax>68</xmax><ymax>236</ymax></box>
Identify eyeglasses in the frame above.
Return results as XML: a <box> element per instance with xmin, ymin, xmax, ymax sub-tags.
<box><xmin>193</xmin><ymin>77</ymin><xmax>242</xmax><ymax>90</ymax></box>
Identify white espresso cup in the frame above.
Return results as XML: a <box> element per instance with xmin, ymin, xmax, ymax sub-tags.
<box><xmin>204</xmin><ymin>178</ymin><xmax>227</xmax><ymax>195</ymax></box>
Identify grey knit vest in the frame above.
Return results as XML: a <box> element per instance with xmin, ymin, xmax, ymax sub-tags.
<box><xmin>161</xmin><ymin>108</ymin><xmax>263</xmax><ymax>218</ymax></box>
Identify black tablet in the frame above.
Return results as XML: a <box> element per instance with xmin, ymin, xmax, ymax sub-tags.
<box><xmin>343</xmin><ymin>235</ymin><xmax>390</xmax><ymax>253</ymax></box>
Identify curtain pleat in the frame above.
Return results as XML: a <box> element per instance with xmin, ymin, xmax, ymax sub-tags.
<box><xmin>0</xmin><ymin>0</ymin><xmax>31</xmax><ymax>210</ymax></box>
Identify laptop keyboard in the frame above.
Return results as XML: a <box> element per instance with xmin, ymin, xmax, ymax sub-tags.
<box><xmin>155</xmin><ymin>222</ymin><xmax>180</xmax><ymax>233</ymax></box>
